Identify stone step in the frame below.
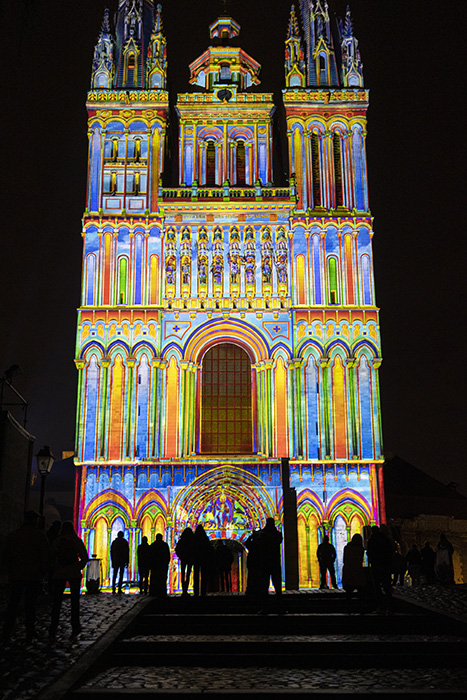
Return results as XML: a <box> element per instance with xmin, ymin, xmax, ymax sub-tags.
<box><xmin>111</xmin><ymin>638</ymin><xmax>467</xmax><ymax>668</ymax></box>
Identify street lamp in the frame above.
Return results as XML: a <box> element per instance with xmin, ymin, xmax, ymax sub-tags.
<box><xmin>36</xmin><ymin>445</ymin><xmax>55</xmax><ymax>527</ymax></box>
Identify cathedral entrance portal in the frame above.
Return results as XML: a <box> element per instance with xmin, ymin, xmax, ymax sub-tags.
<box><xmin>211</xmin><ymin>539</ymin><xmax>247</xmax><ymax>593</ymax></box>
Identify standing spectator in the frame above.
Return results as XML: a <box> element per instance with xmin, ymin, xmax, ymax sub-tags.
<box><xmin>192</xmin><ymin>524</ymin><xmax>213</xmax><ymax>596</ymax></box>
<box><xmin>244</xmin><ymin>529</ymin><xmax>262</xmax><ymax>598</ymax></box>
<box><xmin>436</xmin><ymin>533</ymin><xmax>455</xmax><ymax>584</ymax></box>
<box><xmin>46</xmin><ymin>520</ymin><xmax>61</xmax><ymax>595</ymax></box>
<box><xmin>259</xmin><ymin>517</ymin><xmax>283</xmax><ymax>597</ymax></box>
<box><xmin>367</xmin><ymin>525</ymin><xmax>394</xmax><ymax>611</ymax></box>
<box><xmin>110</xmin><ymin>530</ymin><xmax>129</xmax><ymax>594</ymax></box>
<box><xmin>317</xmin><ymin>534</ymin><xmax>338</xmax><ymax>589</ymax></box>
<box><xmin>391</xmin><ymin>549</ymin><xmax>407</xmax><ymax>586</ymax></box>
<box><xmin>46</xmin><ymin>520</ymin><xmax>62</xmax><ymax>546</ymax></box>
<box><xmin>175</xmin><ymin>527</ymin><xmax>195</xmax><ymax>596</ymax></box>
<box><xmin>149</xmin><ymin>533</ymin><xmax>171</xmax><ymax>597</ymax></box>
<box><xmin>49</xmin><ymin>521</ymin><xmax>88</xmax><ymax>639</ymax></box>
<box><xmin>216</xmin><ymin>540</ymin><xmax>234</xmax><ymax>592</ymax></box>
<box><xmin>137</xmin><ymin>536</ymin><xmax>151</xmax><ymax>594</ymax></box>
<box><xmin>342</xmin><ymin>533</ymin><xmax>365</xmax><ymax>611</ymax></box>
<box><xmin>2</xmin><ymin>511</ymin><xmax>51</xmax><ymax>643</ymax></box>
<box><xmin>421</xmin><ymin>541</ymin><xmax>436</xmax><ymax>585</ymax></box>
<box><xmin>406</xmin><ymin>544</ymin><xmax>422</xmax><ymax>586</ymax></box>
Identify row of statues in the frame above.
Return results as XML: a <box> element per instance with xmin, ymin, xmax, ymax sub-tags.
<box><xmin>165</xmin><ymin>251</ymin><xmax>287</xmax><ymax>286</ymax></box>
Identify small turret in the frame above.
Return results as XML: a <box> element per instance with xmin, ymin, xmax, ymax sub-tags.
<box><xmin>146</xmin><ymin>4</ymin><xmax>167</xmax><ymax>89</ymax></box>
<box><xmin>339</xmin><ymin>6</ymin><xmax>363</xmax><ymax>87</ymax></box>
<box><xmin>285</xmin><ymin>5</ymin><xmax>306</xmax><ymax>87</ymax></box>
<box><xmin>299</xmin><ymin>0</ymin><xmax>340</xmax><ymax>86</ymax></box>
<box><xmin>188</xmin><ymin>15</ymin><xmax>261</xmax><ymax>97</ymax></box>
<box><xmin>91</xmin><ymin>9</ymin><xmax>114</xmax><ymax>89</ymax></box>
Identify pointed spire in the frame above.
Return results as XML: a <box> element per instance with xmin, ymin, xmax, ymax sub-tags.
<box><xmin>285</xmin><ymin>5</ymin><xmax>305</xmax><ymax>87</ymax></box>
<box><xmin>287</xmin><ymin>3</ymin><xmax>300</xmax><ymax>39</ymax></box>
<box><xmin>91</xmin><ymin>8</ymin><xmax>115</xmax><ymax>89</ymax></box>
<box><xmin>147</xmin><ymin>3</ymin><xmax>167</xmax><ymax>89</ymax></box>
<box><xmin>344</xmin><ymin>5</ymin><xmax>353</xmax><ymax>37</ymax></box>
<box><xmin>339</xmin><ymin>5</ymin><xmax>363</xmax><ymax>87</ymax></box>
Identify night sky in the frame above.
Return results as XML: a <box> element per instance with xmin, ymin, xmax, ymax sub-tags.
<box><xmin>1</xmin><ymin>1</ymin><xmax>466</xmax><ymax>494</ymax></box>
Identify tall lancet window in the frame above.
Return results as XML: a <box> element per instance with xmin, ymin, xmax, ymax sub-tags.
<box><xmin>236</xmin><ymin>142</ymin><xmax>246</xmax><ymax>185</ymax></box>
<box><xmin>206</xmin><ymin>141</ymin><xmax>216</xmax><ymax>185</ymax></box>
<box><xmin>125</xmin><ymin>52</ymin><xmax>136</xmax><ymax>85</ymax></box>
<box><xmin>333</xmin><ymin>132</ymin><xmax>343</xmax><ymax>207</ymax></box>
<box><xmin>311</xmin><ymin>133</ymin><xmax>321</xmax><ymax>207</ymax></box>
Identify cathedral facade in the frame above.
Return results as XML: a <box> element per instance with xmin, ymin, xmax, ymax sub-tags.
<box><xmin>74</xmin><ymin>0</ymin><xmax>384</xmax><ymax>590</ymax></box>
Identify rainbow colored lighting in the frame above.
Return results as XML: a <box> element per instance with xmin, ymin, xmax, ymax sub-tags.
<box><xmin>74</xmin><ymin>0</ymin><xmax>384</xmax><ymax>590</ymax></box>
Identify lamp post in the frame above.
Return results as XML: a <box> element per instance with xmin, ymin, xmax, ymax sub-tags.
<box><xmin>36</xmin><ymin>445</ymin><xmax>55</xmax><ymax>528</ymax></box>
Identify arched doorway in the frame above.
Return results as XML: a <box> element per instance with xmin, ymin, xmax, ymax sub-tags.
<box><xmin>200</xmin><ymin>343</ymin><xmax>253</xmax><ymax>454</ymax></box>
<box><xmin>211</xmin><ymin>539</ymin><xmax>247</xmax><ymax>593</ymax></box>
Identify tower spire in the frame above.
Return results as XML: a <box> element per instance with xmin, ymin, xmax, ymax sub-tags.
<box><xmin>147</xmin><ymin>4</ymin><xmax>167</xmax><ymax>89</ymax></box>
<box><xmin>90</xmin><ymin>8</ymin><xmax>115</xmax><ymax>89</ymax></box>
<box><xmin>339</xmin><ymin>5</ymin><xmax>363</xmax><ymax>87</ymax></box>
<box><xmin>285</xmin><ymin>5</ymin><xmax>305</xmax><ymax>88</ymax></box>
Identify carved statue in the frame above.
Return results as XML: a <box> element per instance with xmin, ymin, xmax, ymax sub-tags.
<box><xmin>181</xmin><ymin>256</ymin><xmax>190</xmax><ymax>285</ymax></box>
<box><xmin>198</xmin><ymin>256</ymin><xmax>207</xmax><ymax>285</ymax></box>
<box><xmin>211</xmin><ymin>256</ymin><xmax>224</xmax><ymax>285</ymax></box>
<box><xmin>227</xmin><ymin>253</ymin><xmax>240</xmax><ymax>284</ymax></box>
<box><xmin>262</xmin><ymin>255</ymin><xmax>272</xmax><ymax>283</ymax></box>
<box><xmin>275</xmin><ymin>253</ymin><xmax>288</xmax><ymax>284</ymax></box>
<box><xmin>165</xmin><ymin>255</ymin><xmax>176</xmax><ymax>285</ymax></box>
<box><xmin>244</xmin><ymin>254</ymin><xmax>256</xmax><ymax>284</ymax></box>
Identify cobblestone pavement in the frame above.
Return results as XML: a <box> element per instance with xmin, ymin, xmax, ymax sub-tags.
<box><xmin>394</xmin><ymin>583</ymin><xmax>467</xmax><ymax>621</ymax></box>
<box><xmin>1</xmin><ymin>585</ymin><xmax>467</xmax><ymax>698</ymax></box>
<box><xmin>0</xmin><ymin>590</ymin><xmax>141</xmax><ymax>700</ymax></box>
<box><xmin>81</xmin><ymin>664</ymin><xmax>467</xmax><ymax>691</ymax></box>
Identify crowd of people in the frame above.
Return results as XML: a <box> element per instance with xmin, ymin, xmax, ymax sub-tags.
<box><xmin>1</xmin><ymin>510</ymin><xmax>457</xmax><ymax>641</ymax></box>
<box><xmin>2</xmin><ymin>511</ymin><xmax>89</xmax><ymax>643</ymax></box>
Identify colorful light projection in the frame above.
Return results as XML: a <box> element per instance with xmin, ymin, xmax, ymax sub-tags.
<box><xmin>74</xmin><ymin>1</ymin><xmax>384</xmax><ymax>589</ymax></box>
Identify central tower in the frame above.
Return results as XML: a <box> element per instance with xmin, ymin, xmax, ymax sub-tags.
<box><xmin>74</xmin><ymin>1</ymin><xmax>384</xmax><ymax>591</ymax></box>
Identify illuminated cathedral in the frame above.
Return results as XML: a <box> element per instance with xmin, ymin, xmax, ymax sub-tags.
<box><xmin>74</xmin><ymin>0</ymin><xmax>384</xmax><ymax>590</ymax></box>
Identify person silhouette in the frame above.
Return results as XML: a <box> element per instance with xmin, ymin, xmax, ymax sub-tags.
<box><xmin>149</xmin><ymin>533</ymin><xmax>171</xmax><ymax>597</ymax></box>
<box><xmin>49</xmin><ymin>521</ymin><xmax>88</xmax><ymax>639</ymax></box>
<box><xmin>406</xmin><ymin>544</ymin><xmax>422</xmax><ymax>586</ymax></box>
<box><xmin>192</xmin><ymin>524</ymin><xmax>213</xmax><ymax>597</ymax></box>
<box><xmin>317</xmin><ymin>535</ymin><xmax>338</xmax><ymax>589</ymax></box>
<box><xmin>137</xmin><ymin>536</ymin><xmax>151</xmax><ymax>594</ymax></box>
<box><xmin>435</xmin><ymin>533</ymin><xmax>454</xmax><ymax>584</ymax></box>
<box><xmin>259</xmin><ymin>517</ymin><xmax>283</xmax><ymax>597</ymax></box>
<box><xmin>175</xmin><ymin>527</ymin><xmax>195</xmax><ymax>596</ymax></box>
<box><xmin>342</xmin><ymin>533</ymin><xmax>365</xmax><ymax>611</ymax></box>
<box><xmin>110</xmin><ymin>530</ymin><xmax>129</xmax><ymax>594</ymax></box>
<box><xmin>245</xmin><ymin>529</ymin><xmax>262</xmax><ymax>598</ymax></box>
<box><xmin>421</xmin><ymin>541</ymin><xmax>436</xmax><ymax>585</ymax></box>
<box><xmin>2</xmin><ymin>511</ymin><xmax>51</xmax><ymax>643</ymax></box>
<box><xmin>367</xmin><ymin>525</ymin><xmax>394</xmax><ymax>611</ymax></box>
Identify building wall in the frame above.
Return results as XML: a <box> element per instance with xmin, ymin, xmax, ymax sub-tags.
<box><xmin>74</xmin><ymin>2</ymin><xmax>384</xmax><ymax>589</ymax></box>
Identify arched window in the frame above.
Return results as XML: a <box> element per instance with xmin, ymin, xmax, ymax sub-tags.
<box><xmin>206</xmin><ymin>141</ymin><xmax>216</xmax><ymax>185</ymax></box>
<box><xmin>220</xmin><ymin>63</ymin><xmax>231</xmax><ymax>81</ymax></box>
<box><xmin>311</xmin><ymin>133</ymin><xmax>321</xmax><ymax>207</ymax></box>
<box><xmin>236</xmin><ymin>141</ymin><xmax>245</xmax><ymax>185</ymax></box>
<box><xmin>328</xmin><ymin>257</ymin><xmax>339</xmax><ymax>304</ymax></box>
<box><xmin>201</xmin><ymin>344</ymin><xmax>252</xmax><ymax>454</ymax></box>
<box><xmin>125</xmin><ymin>52</ymin><xmax>136</xmax><ymax>85</ymax></box>
<box><xmin>333</xmin><ymin>132</ymin><xmax>343</xmax><ymax>207</ymax></box>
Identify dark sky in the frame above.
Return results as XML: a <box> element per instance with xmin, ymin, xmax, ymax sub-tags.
<box><xmin>1</xmin><ymin>0</ymin><xmax>466</xmax><ymax>494</ymax></box>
